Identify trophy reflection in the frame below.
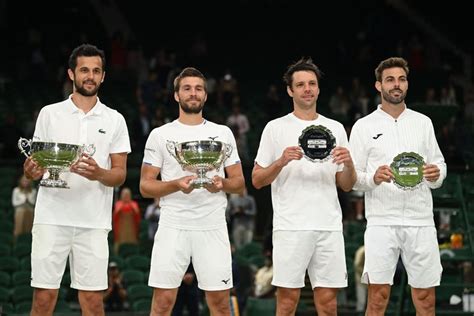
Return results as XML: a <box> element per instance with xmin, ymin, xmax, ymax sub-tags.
<box><xmin>166</xmin><ymin>140</ymin><xmax>232</xmax><ymax>188</ymax></box>
<box><xmin>18</xmin><ymin>138</ymin><xmax>96</xmax><ymax>189</ymax></box>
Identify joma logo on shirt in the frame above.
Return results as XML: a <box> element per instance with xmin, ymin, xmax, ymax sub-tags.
<box><xmin>372</xmin><ymin>133</ymin><xmax>383</xmax><ymax>139</ymax></box>
<box><xmin>98</xmin><ymin>129</ymin><xmax>106</xmax><ymax>134</ymax></box>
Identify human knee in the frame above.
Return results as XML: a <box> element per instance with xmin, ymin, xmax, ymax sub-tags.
<box><xmin>151</xmin><ymin>295</ymin><xmax>175</xmax><ymax>314</ymax></box>
<box><xmin>317</xmin><ymin>297</ymin><xmax>337</xmax><ymax>314</ymax></box>
<box><xmin>278</xmin><ymin>295</ymin><xmax>299</xmax><ymax>314</ymax></box>
<box><xmin>315</xmin><ymin>289</ymin><xmax>338</xmax><ymax>315</ymax></box>
<box><xmin>32</xmin><ymin>291</ymin><xmax>56</xmax><ymax>314</ymax></box>
<box><xmin>207</xmin><ymin>299</ymin><xmax>231</xmax><ymax>315</ymax></box>
<box><xmin>413</xmin><ymin>289</ymin><xmax>435</xmax><ymax>311</ymax></box>
<box><xmin>369</xmin><ymin>287</ymin><xmax>390</xmax><ymax>310</ymax></box>
<box><xmin>206</xmin><ymin>293</ymin><xmax>231</xmax><ymax>315</ymax></box>
<box><xmin>79</xmin><ymin>291</ymin><xmax>104</xmax><ymax>313</ymax></box>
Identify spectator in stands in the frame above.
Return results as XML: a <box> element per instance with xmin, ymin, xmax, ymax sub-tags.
<box><xmin>226</xmin><ymin>102</ymin><xmax>250</xmax><ymax>163</ymax></box>
<box><xmin>22</xmin><ymin>43</ymin><xmax>131</xmax><ymax>316</ymax></box>
<box><xmin>151</xmin><ymin>105</ymin><xmax>171</xmax><ymax>129</ymax></box>
<box><xmin>113</xmin><ymin>187</ymin><xmax>141</xmax><ymax>254</ymax></box>
<box><xmin>425</xmin><ymin>87</ymin><xmax>440</xmax><ymax>105</ymax></box>
<box><xmin>349</xmin><ymin>57</ymin><xmax>446</xmax><ymax>315</ymax></box>
<box><xmin>172</xmin><ymin>264</ymin><xmax>200</xmax><ymax>316</ymax></box>
<box><xmin>252</xmin><ymin>57</ymin><xmax>355</xmax><ymax>315</ymax></box>
<box><xmin>136</xmin><ymin>70</ymin><xmax>164</xmax><ymax>111</ymax></box>
<box><xmin>131</xmin><ymin>103</ymin><xmax>151</xmax><ymax>152</ymax></box>
<box><xmin>227</xmin><ymin>188</ymin><xmax>257</xmax><ymax>249</ymax></box>
<box><xmin>253</xmin><ymin>251</ymin><xmax>275</xmax><ymax>298</ymax></box>
<box><xmin>104</xmin><ymin>261</ymin><xmax>128</xmax><ymax>312</ymax></box>
<box><xmin>144</xmin><ymin>197</ymin><xmax>161</xmax><ymax>240</ymax></box>
<box><xmin>329</xmin><ymin>85</ymin><xmax>350</xmax><ymax>121</ymax></box>
<box><xmin>264</xmin><ymin>83</ymin><xmax>284</xmax><ymax>120</ymax></box>
<box><xmin>217</xmin><ymin>69</ymin><xmax>239</xmax><ymax>108</ymax></box>
<box><xmin>11</xmin><ymin>174</ymin><xmax>37</xmax><ymax>237</ymax></box>
<box><xmin>140</xmin><ymin>67</ymin><xmax>245</xmax><ymax>315</ymax></box>
<box><xmin>439</xmin><ymin>85</ymin><xmax>457</xmax><ymax>105</ymax></box>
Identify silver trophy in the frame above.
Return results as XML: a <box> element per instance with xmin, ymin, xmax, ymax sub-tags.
<box><xmin>18</xmin><ymin>138</ymin><xmax>96</xmax><ymax>189</ymax></box>
<box><xmin>166</xmin><ymin>140</ymin><xmax>232</xmax><ymax>188</ymax></box>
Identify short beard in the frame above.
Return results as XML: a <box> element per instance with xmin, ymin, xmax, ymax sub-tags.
<box><xmin>180</xmin><ymin>101</ymin><xmax>204</xmax><ymax>114</ymax></box>
<box><xmin>382</xmin><ymin>89</ymin><xmax>406</xmax><ymax>105</ymax></box>
<box><xmin>74</xmin><ymin>81</ymin><xmax>100</xmax><ymax>97</ymax></box>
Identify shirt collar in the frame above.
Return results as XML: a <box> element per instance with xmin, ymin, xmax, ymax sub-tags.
<box><xmin>67</xmin><ymin>95</ymin><xmax>104</xmax><ymax>115</ymax></box>
<box><xmin>376</xmin><ymin>104</ymin><xmax>409</xmax><ymax>120</ymax></box>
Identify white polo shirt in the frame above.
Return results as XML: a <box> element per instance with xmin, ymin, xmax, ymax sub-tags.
<box><xmin>349</xmin><ymin>105</ymin><xmax>447</xmax><ymax>226</ymax></box>
<box><xmin>143</xmin><ymin>119</ymin><xmax>241</xmax><ymax>230</ymax></box>
<box><xmin>32</xmin><ymin>96</ymin><xmax>131</xmax><ymax>229</ymax></box>
<box><xmin>255</xmin><ymin>113</ymin><xmax>346</xmax><ymax>231</ymax></box>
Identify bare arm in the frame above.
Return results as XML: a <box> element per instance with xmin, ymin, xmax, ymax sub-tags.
<box><xmin>139</xmin><ymin>163</ymin><xmax>196</xmax><ymax>199</ymax></box>
<box><xmin>252</xmin><ymin>146</ymin><xmax>302</xmax><ymax>189</ymax></box>
<box><xmin>333</xmin><ymin>146</ymin><xmax>357</xmax><ymax>192</ymax></box>
<box><xmin>205</xmin><ymin>163</ymin><xmax>245</xmax><ymax>194</ymax></box>
<box><xmin>70</xmin><ymin>152</ymin><xmax>128</xmax><ymax>187</ymax></box>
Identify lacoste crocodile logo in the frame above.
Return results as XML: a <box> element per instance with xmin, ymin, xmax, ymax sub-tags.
<box><xmin>372</xmin><ymin>133</ymin><xmax>383</xmax><ymax>139</ymax></box>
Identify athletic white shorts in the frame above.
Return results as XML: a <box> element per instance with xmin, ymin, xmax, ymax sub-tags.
<box><xmin>31</xmin><ymin>224</ymin><xmax>109</xmax><ymax>290</ymax></box>
<box><xmin>272</xmin><ymin>230</ymin><xmax>347</xmax><ymax>289</ymax></box>
<box><xmin>148</xmin><ymin>226</ymin><xmax>232</xmax><ymax>291</ymax></box>
<box><xmin>362</xmin><ymin>226</ymin><xmax>442</xmax><ymax>288</ymax></box>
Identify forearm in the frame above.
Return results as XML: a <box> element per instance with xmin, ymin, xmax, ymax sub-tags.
<box><xmin>221</xmin><ymin>175</ymin><xmax>245</xmax><ymax>194</ymax></box>
<box><xmin>140</xmin><ymin>179</ymin><xmax>180</xmax><ymax>199</ymax></box>
<box><xmin>252</xmin><ymin>160</ymin><xmax>284</xmax><ymax>189</ymax></box>
<box><xmin>337</xmin><ymin>166</ymin><xmax>357</xmax><ymax>192</ymax></box>
<box><xmin>96</xmin><ymin>166</ymin><xmax>126</xmax><ymax>187</ymax></box>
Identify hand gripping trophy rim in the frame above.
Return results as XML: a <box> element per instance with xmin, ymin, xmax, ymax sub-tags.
<box><xmin>166</xmin><ymin>140</ymin><xmax>232</xmax><ymax>188</ymax></box>
<box><xmin>18</xmin><ymin>137</ymin><xmax>96</xmax><ymax>189</ymax></box>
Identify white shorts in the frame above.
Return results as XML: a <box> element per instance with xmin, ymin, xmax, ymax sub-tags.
<box><xmin>272</xmin><ymin>230</ymin><xmax>347</xmax><ymax>289</ymax></box>
<box><xmin>31</xmin><ymin>224</ymin><xmax>109</xmax><ymax>290</ymax></box>
<box><xmin>148</xmin><ymin>226</ymin><xmax>232</xmax><ymax>291</ymax></box>
<box><xmin>362</xmin><ymin>226</ymin><xmax>442</xmax><ymax>288</ymax></box>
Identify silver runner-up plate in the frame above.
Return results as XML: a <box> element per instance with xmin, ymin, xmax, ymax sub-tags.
<box><xmin>298</xmin><ymin>125</ymin><xmax>336</xmax><ymax>163</ymax></box>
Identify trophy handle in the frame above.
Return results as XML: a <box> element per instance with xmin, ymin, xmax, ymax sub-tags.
<box><xmin>166</xmin><ymin>141</ymin><xmax>178</xmax><ymax>159</ymax></box>
<box><xmin>82</xmin><ymin>144</ymin><xmax>96</xmax><ymax>156</ymax></box>
<box><xmin>215</xmin><ymin>143</ymin><xmax>233</xmax><ymax>172</ymax></box>
<box><xmin>18</xmin><ymin>137</ymin><xmax>32</xmax><ymax>158</ymax></box>
<box><xmin>224</xmin><ymin>143</ymin><xmax>233</xmax><ymax>159</ymax></box>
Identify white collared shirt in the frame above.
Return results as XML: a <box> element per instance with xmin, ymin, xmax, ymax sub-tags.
<box><xmin>33</xmin><ymin>96</ymin><xmax>131</xmax><ymax>229</ymax></box>
<box><xmin>349</xmin><ymin>105</ymin><xmax>446</xmax><ymax>226</ymax></box>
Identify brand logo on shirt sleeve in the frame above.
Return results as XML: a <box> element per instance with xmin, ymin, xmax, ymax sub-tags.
<box><xmin>372</xmin><ymin>133</ymin><xmax>383</xmax><ymax>139</ymax></box>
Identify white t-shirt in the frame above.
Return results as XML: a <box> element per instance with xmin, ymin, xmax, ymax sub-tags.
<box><xmin>143</xmin><ymin>119</ymin><xmax>241</xmax><ymax>230</ymax></box>
<box><xmin>349</xmin><ymin>105</ymin><xmax>447</xmax><ymax>226</ymax></box>
<box><xmin>33</xmin><ymin>96</ymin><xmax>131</xmax><ymax>229</ymax></box>
<box><xmin>255</xmin><ymin>113</ymin><xmax>347</xmax><ymax>231</ymax></box>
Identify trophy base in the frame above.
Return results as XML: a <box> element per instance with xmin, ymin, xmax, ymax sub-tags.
<box><xmin>192</xmin><ymin>178</ymin><xmax>212</xmax><ymax>189</ymax></box>
<box><xmin>40</xmin><ymin>178</ymin><xmax>70</xmax><ymax>189</ymax></box>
